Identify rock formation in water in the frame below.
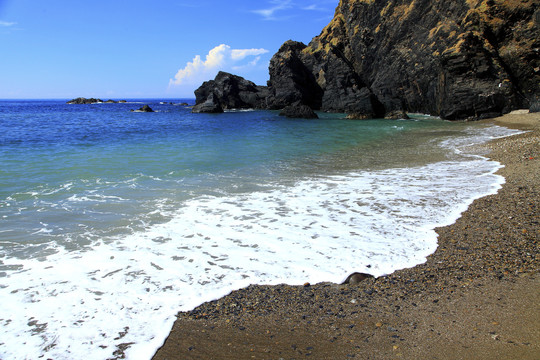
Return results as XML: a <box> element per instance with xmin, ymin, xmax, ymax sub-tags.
<box><xmin>67</xmin><ymin>97</ymin><xmax>103</xmax><ymax>104</ymax></box>
<box><xmin>192</xmin><ymin>71</ymin><xmax>269</xmax><ymax>112</ymax></box>
<box><xmin>131</xmin><ymin>105</ymin><xmax>154</xmax><ymax>112</ymax></box>
<box><xmin>67</xmin><ymin>97</ymin><xmax>127</xmax><ymax>104</ymax></box>
<box><xmin>194</xmin><ymin>0</ymin><xmax>539</xmax><ymax>120</ymax></box>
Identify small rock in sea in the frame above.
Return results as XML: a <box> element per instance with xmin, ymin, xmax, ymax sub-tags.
<box><xmin>131</xmin><ymin>105</ymin><xmax>154</xmax><ymax>112</ymax></box>
<box><xmin>346</xmin><ymin>112</ymin><xmax>375</xmax><ymax>120</ymax></box>
<box><xmin>384</xmin><ymin>110</ymin><xmax>410</xmax><ymax>120</ymax></box>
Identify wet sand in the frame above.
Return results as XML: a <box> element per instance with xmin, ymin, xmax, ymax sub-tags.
<box><xmin>153</xmin><ymin>112</ymin><xmax>539</xmax><ymax>360</ymax></box>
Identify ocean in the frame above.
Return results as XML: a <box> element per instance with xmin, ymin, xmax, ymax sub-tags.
<box><xmin>0</xmin><ymin>99</ymin><xmax>521</xmax><ymax>359</ymax></box>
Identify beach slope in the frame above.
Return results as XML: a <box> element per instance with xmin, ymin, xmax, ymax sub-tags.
<box><xmin>153</xmin><ymin>112</ymin><xmax>539</xmax><ymax>360</ymax></box>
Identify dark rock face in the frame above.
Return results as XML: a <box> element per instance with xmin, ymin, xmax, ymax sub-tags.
<box><xmin>192</xmin><ymin>93</ymin><xmax>224</xmax><ymax>113</ymax></box>
<box><xmin>279</xmin><ymin>102</ymin><xmax>319</xmax><ymax>119</ymax></box>
<box><xmin>530</xmin><ymin>100</ymin><xmax>540</xmax><ymax>113</ymax></box>
<box><xmin>266</xmin><ymin>0</ymin><xmax>539</xmax><ymax>120</ymax></box>
<box><xmin>266</xmin><ymin>41</ymin><xmax>324</xmax><ymax>110</ymax></box>
<box><xmin>193</xmin><ymin>71</ymin><xmax>269</xmax><ymax>111</ymax></box>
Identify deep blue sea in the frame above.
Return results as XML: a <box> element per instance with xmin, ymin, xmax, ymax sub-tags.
<box><xmin>0</xmin><ymin>99</ymin><xmax>520</xmax><ymax>359</ymax></box>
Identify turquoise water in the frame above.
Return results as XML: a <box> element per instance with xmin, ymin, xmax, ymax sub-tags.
<box><xmin>0</xmin><ymin>100</ymin><xmax>519</xmax><ymax>359</ymax></box>
<box><xmin>0</xmin><ymin>100</ymin><xmax>451</xmax><ymax>258</ymax></box>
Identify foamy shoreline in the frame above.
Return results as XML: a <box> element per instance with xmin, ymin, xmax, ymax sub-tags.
<box><xmin>153</xmin><ymin>111</ymin><xmax>539</xmax><ymax>360</ymax></box>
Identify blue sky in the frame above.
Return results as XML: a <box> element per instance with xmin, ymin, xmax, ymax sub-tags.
<box><xmin>0</xmin><ymin>0</ymin><xmax>337</xmax><ymax>99</ymax></box>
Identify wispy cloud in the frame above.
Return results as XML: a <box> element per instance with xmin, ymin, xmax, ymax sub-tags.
<box><xmin>169</xmin><ymin>44</ymin><xmax>269</xmax><ymax>88</ymax></box>
<box><xmin>0</xmin><ymin>21</ymin><xmax>17</xmax><ymax>27</ymax></box>
<box><xmin>302</xmin><ymin>3</ymin><xmax>331</xmax><ymax>12</ymax></box>
<box><xmin>251</xmin><ymin>0</ymin><xmax>293</xmax><ymax>20</ymax></box>
<box><xmin>251</xmin><ymin>1</ymin><xmax>335</xmax><ymax>21</ymax></box>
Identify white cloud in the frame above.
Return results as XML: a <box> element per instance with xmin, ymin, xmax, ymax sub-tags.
<box><xmin>169</xmin><ymin>44</ymin><xmax>269</xmax><ymax>88</ymax></box>
<box><xmin>0</xmin><ymin>21</ymin><xmax>17</xmax><ymax>27</ymax></box>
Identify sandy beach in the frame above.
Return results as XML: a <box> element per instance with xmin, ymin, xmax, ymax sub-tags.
<box><xmin>153</xmin><ymin>112</ymin><xmax>539</xmax><ymax>360</ymax></box>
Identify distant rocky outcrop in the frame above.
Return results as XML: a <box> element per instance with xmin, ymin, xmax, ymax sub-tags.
<box><xmin>131</xmin><ymin>105</ymin><xmax>154</xmax><ymax>112</ymax></box>
<box><xmin>67</xmin><ymin>97</ymin><xmax>103</xmax><ymax>104</ymax></box>
<box><xmin>67</xmin><ymin>97</ymin><xmax>127</xmax><ymax>104</ymax></box>
<box><xmin>192</xmin><ymin>0</ymin><xmax>538</xmax><ymax>120</ymax></box>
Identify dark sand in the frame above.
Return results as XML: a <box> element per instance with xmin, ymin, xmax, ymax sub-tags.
<box><xmin>153</xmin><ymin>112</ymin><xmax>539</xmax><ymax>360</ymax></box>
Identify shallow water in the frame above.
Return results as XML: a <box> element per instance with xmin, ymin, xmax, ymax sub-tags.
<box><xmin>0</xmin><ymin>100</ymin><xmax>521</xmax><ymax>359</ymax></box>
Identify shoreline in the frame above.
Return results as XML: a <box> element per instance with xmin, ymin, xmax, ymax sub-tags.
<box><xmin>153</xmin><ymin>112</ymin><xmax>539</xmax><ymax>360</ymax></box>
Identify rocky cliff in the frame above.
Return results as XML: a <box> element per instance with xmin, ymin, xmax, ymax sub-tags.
<box><xmin>195</xmin><ymin>0</ymin><xmax>539</xmax><ymax>120</ymax></box>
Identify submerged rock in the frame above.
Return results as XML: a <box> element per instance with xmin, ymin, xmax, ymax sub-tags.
<box><xmin>346</xmin><ymin>112</ymin><xmax>376</xmax><ymax>120</ymax></box>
